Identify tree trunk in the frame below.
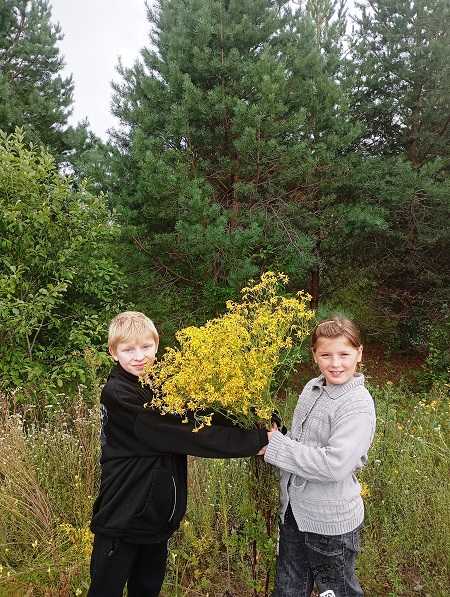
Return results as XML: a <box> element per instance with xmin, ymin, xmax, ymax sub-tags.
<box><xmin>309</xmin><ymin>267</ymin><xmax>320</xmax><ymax>310</ymax></box>
<box><xmin>309</xmin><ymin>238</ymin><xmax>321</xmax><ymax>309</ymax></box>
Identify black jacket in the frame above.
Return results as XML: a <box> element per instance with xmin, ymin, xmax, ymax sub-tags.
<box><xmin>90</xmin><ymin>363</ymin><xmax>268</xmax><ymax>543</ymax></box>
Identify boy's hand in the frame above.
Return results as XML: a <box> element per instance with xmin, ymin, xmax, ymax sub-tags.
<box><xmin>257</xmin><ymin>426</ymin><xmax>277</xmax><ymax>455</ymax></box>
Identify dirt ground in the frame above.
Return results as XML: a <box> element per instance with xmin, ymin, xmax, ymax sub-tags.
<box><xmin>359</xmin><ymin>344</ymin><xmax>425</xmax><ymax>384</ymax></box>
<box><xmin>292</xmin><ymin>343</ymin><xmax>425</xmax><ymax>391</ymax></box>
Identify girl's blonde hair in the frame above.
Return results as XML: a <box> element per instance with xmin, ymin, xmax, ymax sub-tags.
<box><xmin>311</xmin><ymin>316</ymin><xmax>361</xmax><ymax>351</ymax></box>
<box><xmin>108</xmin><ymin>311</ymin><xmax>159</xmax><ymax>352</ymax></box>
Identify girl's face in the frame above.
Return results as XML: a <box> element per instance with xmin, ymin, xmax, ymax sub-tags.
<box><xmin>313</xmin><ymin>335</ymin><xmax>362</xmax><ymax>385</ymax></box>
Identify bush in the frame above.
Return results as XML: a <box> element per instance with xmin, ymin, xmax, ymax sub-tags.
<box><xmin>421</xmin><ymin>318</ymin><xmax>450</xmax><ymax>387</ymax></box>
<box><xmin>0</xmin><ymin>130</ymin><xmax>126</xmax><ymax>396</ymax></box>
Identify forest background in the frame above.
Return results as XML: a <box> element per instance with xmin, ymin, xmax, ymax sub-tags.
<box><xmin>0</xmin><ymin>0</ymin><xmax>449</xmax><ymax>595</ymax></box>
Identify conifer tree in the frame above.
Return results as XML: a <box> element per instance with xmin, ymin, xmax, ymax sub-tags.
<box><xmin>0</xmin><ymin>0</ymin><xmax>73</xmax><ymax>153</ymax></box>
<box><xmin>350</xmin><ymin>0</ymin><xmax>450</xmax><ymax>166</ymax></box>
<box><xmin>343</xmin><ymin>0</ymin><xmax>450</xmax><ymax>344</ymax></box>
<box><xmin>306</xmin><ymin>0</ymin><xmax>346</xmax><ymax>75</ymax></box>
<box><xmin>112</xmin><ymin>0</ymin><xmax>367</xmax><ymax>319</ymax></box>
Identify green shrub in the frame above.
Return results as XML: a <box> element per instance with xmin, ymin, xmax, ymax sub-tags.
<box><xmin>0</xmin><ymin>130</ymin><xmax>126</xmax><ymax>397</ymax></box>
<box><xmin>420</xmin><ymin>318</ymin><xmax>450</xmax><ymax>388</ymax></box>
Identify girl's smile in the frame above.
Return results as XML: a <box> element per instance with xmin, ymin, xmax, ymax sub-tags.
<box><xmin>313</xmin><ymin>335</ymin><xmax>362</xmax><ymax>385</ymax></box>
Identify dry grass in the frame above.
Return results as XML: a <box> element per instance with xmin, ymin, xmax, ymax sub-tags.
<box><xmin>0</xmin><ymin>380</ymin><xmax>448</xmax><ymax>596</ymax></box>
<box><xmin>0</xmin><ymin>396</ymin><xmax>99</xmax><ymax>596</ymax></box>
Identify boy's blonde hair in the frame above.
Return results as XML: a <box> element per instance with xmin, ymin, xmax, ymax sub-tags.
<box><xmin>311</xmin><ymin>316</ymin><xmax>361</xmax><ymax>351</ymax></box>
<box><xmin>108</xmin><ymin>311</ymin><xmax>159</xmax><ymax>352</ymax></box>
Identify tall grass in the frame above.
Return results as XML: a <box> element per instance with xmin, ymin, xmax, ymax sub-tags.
<box><xmin>0</xmin><ymin>380</ymin><xmax>448</xmax><ymax>596</ymax></box>
<box><xmin>358</xmin><ymin>382</ymin><xmax>450</xmax><ymax>596</ymax></box>
<box><xmin>0</xmin><ymin>395</ymin><xmax>99</xmax><ymax>596</ymax></box>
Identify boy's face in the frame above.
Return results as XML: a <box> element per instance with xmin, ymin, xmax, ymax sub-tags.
<box><xmin>110</xmin><ymin>333</ymin><xmax>158</xmax><ymax>376</ymax></box>
<box><xmin>313</xmin><ymin>335</ymin><xmax>362</xmax><ymax>386</ymax></box>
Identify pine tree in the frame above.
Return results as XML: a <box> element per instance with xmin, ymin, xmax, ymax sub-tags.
<box><xmin>349</xmin><ymin>0</ymin><xmax>450</xmax><ymax>166</ymax></box>
<box><xmin>111</xmin><ymin>0</ymin><xmax>366</xmax><ymax>321</ymax></box>
<box><xmin>342</xmin><ymin>0</ymin><xmax>450</xmax><ymax>345</ymax></box>
<box><xmin>306</xmin><ymin>0</ymin><xmax>347</xmax><ymax>75</ymax></box>
<box><xmin>0</xmin><ymin>0</ymin><xmax>73</xmax><ymax>153</ymax></box>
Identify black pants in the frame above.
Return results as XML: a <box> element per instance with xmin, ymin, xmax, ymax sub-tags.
<box><xmin>87</xmin><ymin>534</ymin><xmax>168</xmax><ymax>597</ymax></box>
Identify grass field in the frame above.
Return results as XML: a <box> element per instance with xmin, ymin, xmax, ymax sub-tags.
<box><xmin>0</xmin><ymin>363</ymin><xmax>448</xmax><ymax>596</ymax></box>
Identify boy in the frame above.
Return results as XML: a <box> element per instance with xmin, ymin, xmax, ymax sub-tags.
<box><xmin>88</xmin><ymin>311</ymin><xmax>268</xmax><ymax>597</ymax></box>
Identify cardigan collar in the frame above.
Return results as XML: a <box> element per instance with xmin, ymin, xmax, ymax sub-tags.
<box><xmin>311</xmin><ymin>372</ymin><xmax>365</xmax><ymax>399</ymax></box>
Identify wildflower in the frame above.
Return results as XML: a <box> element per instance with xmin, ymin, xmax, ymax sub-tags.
<box><xmin>360</xmin><ymin>482</ymin><xmax>371</xmax><ymax>498</ymax></box>
<box><xmin>142</xmin><ymin>272</ymin><xmax>314</xmax><ymax>429</ymax></box>
<box><xmin>60</xmin><ymin>523</ymin><xmax>94</xmax><ymax>560</ymax></box>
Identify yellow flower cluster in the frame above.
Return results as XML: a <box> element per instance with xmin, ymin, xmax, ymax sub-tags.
<box><xmin>360</xmin><ymin>481</ymin><xmax>371</xmax><ymax>498</ymax></box>
<box><xmin>59</xmin><ymin>523</ymin><xmax>93</xmax><ymax>561</ymax></box>
<box><xmin>142</xmin><ymin>272</ymin><xmax>314</xmax><ymax>429</ymax></box>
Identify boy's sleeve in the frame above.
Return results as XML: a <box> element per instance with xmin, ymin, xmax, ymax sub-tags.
<box><xmin>134</xmin><ymin>409</ymin><xmax>268</xmax><ymax>458</ymax></box>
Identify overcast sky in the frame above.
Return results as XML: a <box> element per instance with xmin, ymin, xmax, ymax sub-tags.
<box><xmin>50</xmin><ymin>0</ymin><xmax>151</xmax><ymax>139</ymax></box>
<box><xmin>50</xmin><ymin>1</ymin><xmax>356</xmax><ymax>140</ymax></box>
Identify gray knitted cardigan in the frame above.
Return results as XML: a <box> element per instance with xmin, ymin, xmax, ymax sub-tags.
<box><xmin>264</xmin><ymin>373</ymin><xmax>376</xmax><ymax>536</ymax></box>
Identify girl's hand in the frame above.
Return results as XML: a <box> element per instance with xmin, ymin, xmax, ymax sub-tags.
<box><xmin>267</xmin><ymin>429</ymin><xmax>276</xmax><ymax>441</ymax></box>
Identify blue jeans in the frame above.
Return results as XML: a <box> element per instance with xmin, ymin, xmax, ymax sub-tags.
<box><xmin>273</xmin><ymin>504</ymin><xmax>363</xmax><ymax>597</ymax></box>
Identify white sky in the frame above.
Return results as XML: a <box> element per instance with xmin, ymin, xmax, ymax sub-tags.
<box><xmin>50</xmin><ymin>0</ymin><xmax>151</xmax><ymax>140</ymax></box>
<box><xmin>50</xmin><ymin>1</ymin><xmax>356</xmax><ymax>141</ymax></box>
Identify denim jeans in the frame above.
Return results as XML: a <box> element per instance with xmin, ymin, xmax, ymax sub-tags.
<box><xmin>273</xmin><ymin>504</ymin><xmax>363</xmax><ymax>597</ymax></box>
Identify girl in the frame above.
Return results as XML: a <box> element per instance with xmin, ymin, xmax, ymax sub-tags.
<box><xmin>264</xmin><ymin>317</ymin><xmax>376</xmax><ymax>597</ymax></box>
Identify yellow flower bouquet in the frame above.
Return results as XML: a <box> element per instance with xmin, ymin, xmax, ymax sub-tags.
<box><xmin>142</xmin><ymin>272</ymin><xmax>315</xmax><ymax>429</ymax></box>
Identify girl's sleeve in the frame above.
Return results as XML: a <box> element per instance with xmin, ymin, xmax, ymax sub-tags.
<box><xmin>264</xmin><ymin>398</ymin><xmax>375</xmax><ymax>482</ymax></box>
<box><xmin>134</xmin><ymin>409</ymin><xmax>268</xmax><ymax>458</ymax></box>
